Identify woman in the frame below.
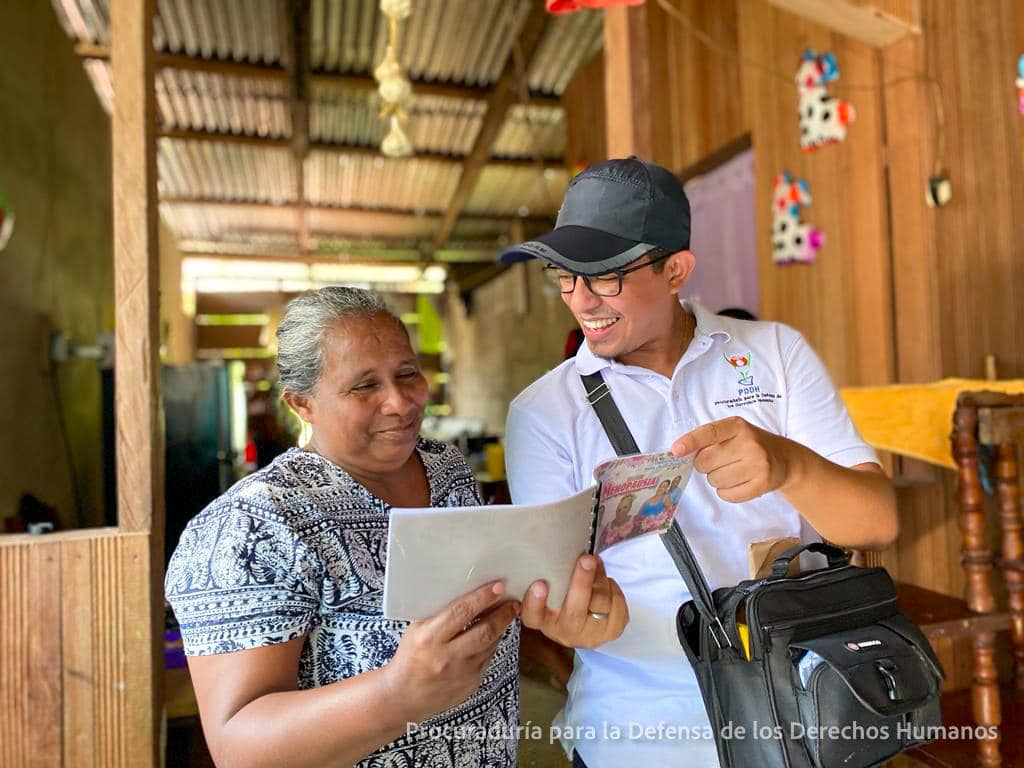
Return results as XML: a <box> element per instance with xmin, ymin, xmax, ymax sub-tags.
<box><xmin>165</xmin><ymin>288</ymin><xmax>523</xmax><ymax>767</ymax></box>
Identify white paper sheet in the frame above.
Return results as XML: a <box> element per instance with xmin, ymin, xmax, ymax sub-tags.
<box><xmin>383</xmin><ymin>486</ymin><xmax>597</xmax><ymax>621</ymax></box>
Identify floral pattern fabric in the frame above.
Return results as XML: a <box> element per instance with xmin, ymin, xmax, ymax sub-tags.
<box><xmin>165</xmin><ymin>439</ymin><xmax>519</xmax><ymax>767</ymax></box>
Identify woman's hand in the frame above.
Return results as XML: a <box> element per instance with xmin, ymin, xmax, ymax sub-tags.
<box><xmin>521</xmin><ymin>555</ymin><xmax>628</xmax><ymax>649</ymax></box>
<box><xmin>385</xmin><ymin>581</ymin><xmax>521</xmax><ymax>724</ymax></box>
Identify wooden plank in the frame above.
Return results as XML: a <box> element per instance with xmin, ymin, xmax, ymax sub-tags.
<box><xmin>838</xmin><ymin>41</ymin><xmax>894</xmax><ymax>386</ymax></box>
<box><xmin>74</xmin><ymin>42</ymin><xmax>563</xmax><ymax>109</ymax></box>
<box><xmin>763</xmin><ymin>0</ymin><xmax>919</xmax><ymax>47</ymax></box>
<box><xmin>430</xmin><ymin>2</ymin><xmax>551</xmax><ymax>251</ymax></box>
<box><xmin>119</xmin><ymin>534</ymin><xmax>156</xmax><ymax>768</ymax></box>
<box><xmin>0</xmin><ymin>541</ymin><xmax>63</xmax><ymax>768</ymax></box>
<box><xmin>62</xmin><ymin>538</ymin><xmax>96</xmax><ymax>768</ymax></box>
<box><xmin>882</xmin><ymin>31</ymin><xmax>941</xmax><ymax>384</ymax></box>
<box><xmin>110</xmin><ymin>0</ymin><xmax>163</xmax><ymax>765</ymax></box>
<box><xmin>111</xmin><ymin>0</ymin><xmax>163</xmax><ymax>534</ymax></box>
<box><xmin>656</xmin><ymin>0</ymin><xmax>747</xmax><ymax>171</ymax></box>
<box><xmin>603</xmin><ymin>4</ymin><xmax>653</xmax><ymax>158</ymax></box>
<box><xmin>26</xmin><ymin>543</ymin><xmax>63</xmax><ymax>768</ymax></box>
<box><xmin>562</xmin><ymin>52</ymin><xmax>606</xmax><ymax>168</ymax></box>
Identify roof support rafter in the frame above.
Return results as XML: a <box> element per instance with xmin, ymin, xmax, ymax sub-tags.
<box><xmin>430</xmin><ymin>2</ymin><xmax>552</xmax><ymax>253</ymax></box>
<box><xmin>74</xmin><ymin>42</ymin><xmax>563</xmax><ymax>108</ymax></box>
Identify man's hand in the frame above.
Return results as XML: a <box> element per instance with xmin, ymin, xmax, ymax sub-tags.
<box><xmin>521</xmin><ymin>555</ymin><xmax>628</xmax><ymax>649</ymax></box>
<box><xmin>387</xmin><ymin>581</ymin><xmax>520</xmax><ymax>723</ymax></box>
<box><xmin>670</xmin><ymin>416</ymin><xmax>807</xmax><ymax>503</ymax></box>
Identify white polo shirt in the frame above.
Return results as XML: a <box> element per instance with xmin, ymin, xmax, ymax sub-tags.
<box><xmin>504</xmin><ymin>300</ymin><xmax>878</xmax><ymax>768</ymax></box>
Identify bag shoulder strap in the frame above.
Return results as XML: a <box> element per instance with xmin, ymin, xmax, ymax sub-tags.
<box><xmin>579</xmin><ymin>371</ymin><xmax>640</xmax><ymax>456</ymax></box>
<box><xmin>579</xmin><ymin>370</ymin><xmax>731</xmax><ymax>649</ymax></box>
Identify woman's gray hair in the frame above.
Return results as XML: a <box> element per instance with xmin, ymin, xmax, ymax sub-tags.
<box><xmin>276</xmin><ymin>286</ymin><xmax>404</xmax><ymax>397</ymax></box>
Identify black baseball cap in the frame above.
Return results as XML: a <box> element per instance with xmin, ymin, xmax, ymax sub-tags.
<box><xmin>498</xmin><ymin>156</ymin><xmax>691</xmax><ymax>276</ymax></box>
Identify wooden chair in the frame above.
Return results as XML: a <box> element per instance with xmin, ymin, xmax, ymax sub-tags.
<box><xmin>894</xmin><ymin>393</ymin><xmax>1024</xmax><ymax>767</ymax></box>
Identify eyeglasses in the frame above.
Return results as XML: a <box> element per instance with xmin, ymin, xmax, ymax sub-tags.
<box><xmin>542</xmin><ymin>251</ymin><xmax>671</xmax><ymax>297</ymax></box>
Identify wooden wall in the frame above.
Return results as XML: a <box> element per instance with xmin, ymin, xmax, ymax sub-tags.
<box><xmin>904</xmin><ymin>0</ymin><xmax>1024</xmax><ymax>381</ymax></box>
<box><xmin>0</xmin><ymin>530</ymin><xmax>155</xmax><ymax>768</ymax></box>
<box><xmin>563</xmin><ymin>51</ymin><xmax>607</xmax><ymax>168</ymax></box>
<box><xmin>592</xmin><ymin>0</ymin><xmax>1024</xmax><ymax>692</ymax></box>
<box><xmin>647</xmin><ymin>0</ymin><xmax>747</xmax><ymax>171</ymax></box>
<box><xmin>738</xmin><ymin>0</ymin><xmax>895</xmax><ymax>387</ymax></box>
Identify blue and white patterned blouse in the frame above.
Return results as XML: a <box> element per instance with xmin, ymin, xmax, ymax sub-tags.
<box><xmin>165</xmin><ymin>439</ymin><xmax>520</xmax><ymax>768</ymax></box>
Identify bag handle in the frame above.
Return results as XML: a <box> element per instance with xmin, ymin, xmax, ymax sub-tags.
<box><xmin>580</xmin><ymin>371</ymin><xmax>733</xmax><ymax>650</ymax></box>
<box><xmin>770</xmin><ymin>541</ymin><xmax>849</xmax><ymax>578</ymax></box>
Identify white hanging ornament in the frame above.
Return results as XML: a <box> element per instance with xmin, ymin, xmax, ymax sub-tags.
<box><xmin>381</xmin><ymin>115</ymin><xmax>413</xmax><ymax>158</ymax></box>
<box><xmin>380</xmin><ymin>0</ymin><xmax>412</xmax><ymax>20</ymax></box>
<box><xmin>374</xmin><ymin>58</ymin><xmax>411</xmax><ymax>105</ymax></box>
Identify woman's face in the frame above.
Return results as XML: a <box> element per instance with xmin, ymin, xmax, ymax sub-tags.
<box><xmin>615</xmin><ymin>494</ymin><xmax>634</xmax><ymax>518</ymax></box>
<box><xmin>656</xmin><ymin>480</ymin><xmax>670</xmax><ymax>496</ymax></box>
<box><xmin>286</xmin><ymin>314</ymin><xmax>428</xmax><ymax>477</ymax></box>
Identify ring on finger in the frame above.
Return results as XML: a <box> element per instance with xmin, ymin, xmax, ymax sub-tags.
<box><xmin>588</xmin><ymin>611</ymin><xmax>609</xmax><ymax>621</ymax></box>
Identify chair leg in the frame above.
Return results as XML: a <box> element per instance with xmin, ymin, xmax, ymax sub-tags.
<box><xmin>994</xmin><ymin>442</ymin><xmax>1024</xmax><ymax>690</ymax></box>
<box><xmin>953</xmin><ymin>405</ymin><xmax>1002</xmax><ymax>766</ymax></box>
<box><xmin>971</xmin><ymin>631</ymin><xmax>1002</xmax><ymax>767</ymax></box>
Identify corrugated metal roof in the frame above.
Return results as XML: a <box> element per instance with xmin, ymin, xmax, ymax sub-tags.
<box><xmin>157</xmin><ymin>138</ymin><xmax>296</xmax><ymax>201</ymax></box>
<box><xmin>305</xmin><ymin>152</ymin><xmax>461</xmax><ymax>210</ymax></box>
<box><xmin>464</xmin><ymin>166</ymin><xmax>570</xmax><ymax>216</ymax></box>
<box><xmin>527</xmin><ymin>8</ymin><xmax>603</xmax><ymax>94</ymax></box>
<box><xmin>311</xmin><ymin>86</ymin><xmax>486</xmax><ymax>156</ymax></box>
<box><xmin>55</xmin><ymin>0</ymin><xmax>595</xmax><ymax>252</ymax></box>
<box><xmin>493</xmin><ymin>104</ymin><xmax>566</xmax><ymax>159</ymax></box>
<box><xmin>157</xmin><ymin>0</ymin><xmax>283</xmax><ymax>64</ymax></box>
<box><xmin>157</xmin><ymin>69</ymin><xmax>292</xmax><ymax>137</ymax></box>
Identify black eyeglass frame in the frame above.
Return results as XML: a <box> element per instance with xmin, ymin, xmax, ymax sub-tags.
<box><xmin>542</xmin><ymin>250</ymin><xmax>673</xmax><ymax>297</ymax></box>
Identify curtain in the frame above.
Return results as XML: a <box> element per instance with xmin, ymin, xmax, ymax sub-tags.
<box><xmin>680</xmin><ymin>148</ymin><xmax>759</xmax><ymax>317</ymax></box>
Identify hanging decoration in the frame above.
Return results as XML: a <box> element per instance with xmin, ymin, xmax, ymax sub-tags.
<box><xmin>374</xmin><ymin>0</ymin><xmax>413</xmax><ymax>158</ymax></box>
<box><xmin>1017</xmin><ymin>54</ymin><xmax>1024</xmax><ymax>115</ymax></box>
<box><xmin>0</xmin><ymin>187</ymin><xmax>14</xmax><ymax>253</ymax></box>
<box><xmin>795</xmin><ymin>50</ymin><xmax>856</xmax><ymax>152</ymax></box>
<box><xmin>771</xmin><ymin>172</ymin><xmax>823</xmax><ymax>265</ymax></box>
<box><xmin>546</xmin><ymin>0</ymin><xmax>645</xmax><ymax>13</ymax></box>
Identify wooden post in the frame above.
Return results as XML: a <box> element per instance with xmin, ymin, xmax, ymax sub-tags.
<box><xmin>110</xmin><ymin>0</ymin><xmax>164</xmax><ymax>764</ymax></box>
<box><xmin>603</xmin><ymin>5</ymin><xmax>652</xmax><ymax>159</ymax></box>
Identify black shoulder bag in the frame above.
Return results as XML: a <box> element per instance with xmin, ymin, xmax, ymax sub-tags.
<box><xmin>581</xmin><ymin>370</ymin><xmax>944</xmax><ymax>768</ymax></box>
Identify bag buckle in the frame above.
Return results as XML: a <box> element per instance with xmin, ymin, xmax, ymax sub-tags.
<box><xmin>876</xmin><ymin>659</ymin><xmax>901</xmax><ymax>702</ymax></box>
<box><xmin>709</xmin><ymin>616</ymin><xmax>735</xmax><ymax>651</ymax></box>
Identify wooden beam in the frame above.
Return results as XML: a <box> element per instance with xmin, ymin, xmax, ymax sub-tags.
<box><xmin>603</xmin><ymin>4</ymin><xmax>653</xmax><ymax>158</ymax></box>
<box><xmin>284</xmin><ymin>0</ymin><xmax>312</xmax><ymax>251</ymax></box>
<box><xmin>762</xmin><ymin>0</ymin><xmax>920</xmax><ymax>47</ymax></box>
<box><xmin>74</xmin><ymin>42</ymin><xmax>562</xmax><ymax>108</ymax></box>
<box><xmin>431</xmin><ymin>2</ymin><xmax>551</xmax><ymax>252</ymax></box>
<box><xmin>156</xmin><ymin>127</ymin><xmax>565</xmax><ymax>170</ymax></box>
<box><xmin>159</xmin><ymin>195</ymin><xmax>556</xmax><ymax>226</ymax></box>
<box><xmin>110</xmin><ymin>0</ymin><xmax>162</xmax><ymax>764</ymax></box>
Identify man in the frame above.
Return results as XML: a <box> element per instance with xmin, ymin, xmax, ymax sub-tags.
<box><xmin>501</xmin><ymin>157</ymin><xmax>898</xmax><ymax>767</ymax></box>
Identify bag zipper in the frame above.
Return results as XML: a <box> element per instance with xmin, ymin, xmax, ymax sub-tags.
<box><xmin>763</xmin><ymin>596</ymin><xmax>897</xmax><ymax>636</ymax></box>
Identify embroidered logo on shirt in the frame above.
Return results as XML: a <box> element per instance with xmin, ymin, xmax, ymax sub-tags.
<box><xmin>725</xmin><ymin>353</ymin><xmax>755</xmax><ymax>387</ymax></box>
<box><xmin>715</xmin><ymin>350</ymin><xmax>782</xmax><ymax>409</ymax></box>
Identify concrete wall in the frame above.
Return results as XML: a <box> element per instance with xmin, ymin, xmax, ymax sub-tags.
<box><xmin>446</xmin><ymin>261</ymin><xmax>575</xmax><ymax>434</ymax></box>
<box><xmin>0</xmin><ymin>3</ymin><xmax>115</xmax><ymax>528</ymax></box>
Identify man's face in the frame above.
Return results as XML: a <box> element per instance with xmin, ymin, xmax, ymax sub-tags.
<box><xmin>560</xmin><ymin>251</ymin><xmax>692</xmax><ymax>361</ymax></box>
